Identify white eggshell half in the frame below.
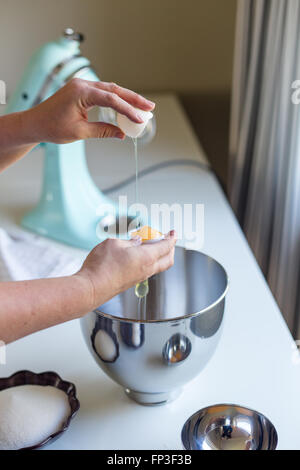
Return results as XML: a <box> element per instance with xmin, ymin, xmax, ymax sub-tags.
<box><xmin>117</xmin><ymin>109</ymin><xmax>153</xmax><ymax>138</ymax></box>
<box><xmin>128</xmin><ymin>227</ymin><xmax>164</xmax><ymax>244</ymax></box>
<box><xmin>143</xmin><ymin>236</ymin><xmax>165</xmax><ymax>244</ymax></box>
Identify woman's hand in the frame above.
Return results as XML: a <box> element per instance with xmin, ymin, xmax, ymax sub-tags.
<box><xmin>0</xmin><ymin>232</ymin><xmax>177</xmax><ymax>344</ymax></box>
<box><xmin>27</xmin><ymin>78</ymin><xmax>155</xmax><ymax>143</ymax></box>
<box><xmin>0</xmin><ymin>78</ymin><xmax>155</xmax><ymax>171</ymax></box>
<box><xmin>75</xmin><ymin>231</ymin><xmax>177</xmax><ymax>311</ymax></box>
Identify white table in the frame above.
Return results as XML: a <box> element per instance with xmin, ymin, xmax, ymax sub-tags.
<box><xmin>0</xmin><ymin>94</ymin><xmax>299</xmax><ymax>450</ymax></box>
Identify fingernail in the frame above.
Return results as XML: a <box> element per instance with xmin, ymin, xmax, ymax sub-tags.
<box><xmin>131</xmin><ymin>235</ymin><xmax>142</xmax><ymax>245</ymax></box>
<box><xmin>169</xmin><ymin>230</ymin><xmax>176</xmax><ymax>238</ymax></box>
<box><xmin>148</xmin><ymin>100</ymin><xmax>156</xmax><ymax>108</ymax></box>
<box><xmin>116</xmin><ymin>130</ymin><xmax>125</xmax><ymax>139</ymax></box>
<box><xmin>136</xmin><ymin>113</ymin><xmax>145</xmax><ymax>123</ymax></box>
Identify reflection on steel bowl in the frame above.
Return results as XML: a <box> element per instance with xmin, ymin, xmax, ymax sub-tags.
<box><xmin>162</xmin><ymin>334</ymin><xmax>192</xmax><ymax>365</ymax></box>
<box><xmin>81</xmin><ymin>247</ymin><xmax>229</xmax><ymax>406</ymax></box>
<box><xmin>91</xmin><ymin>316</ymin><xmax>119</xmax><ymax>364</ymax></box>
<box><xmin>120</xmin><ymin>323</ymin><xmax>145</xmax><ymax>349</ymax></box>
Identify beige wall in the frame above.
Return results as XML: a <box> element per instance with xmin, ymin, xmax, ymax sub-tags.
<box><xmin>0</xmin><ymin>0</ymin><xmax>237</xmax><ymax>96</ymax></box>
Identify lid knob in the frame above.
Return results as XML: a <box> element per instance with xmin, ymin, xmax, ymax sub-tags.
<box><xmin>63</xmin><ymin>28</ymin><xmax>84</xmax><ymax>42</ymax></box>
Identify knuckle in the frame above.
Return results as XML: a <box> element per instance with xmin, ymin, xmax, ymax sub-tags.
<box><xmin>69</xmin><ymin>77</ymin><xmax>84</xmax><ymax>90</ymax></box>
<box><xmin>108</xmin><ymin>92</ymin><xmax>118</xmax><ymax>106</ymax></box>
<box><xmin>114</xmin><ymin>238</ymin><xmax>126</xmax><ymax>251</ymax></box>
<box><xmin>105</xmin><ymin>238</ymin><xmax>117</xmax><ymax>249</ymax></box>
<box><xmin>109</xmin><ymin>82</ymin><xmax>118</xmax><ymax>92</ymax></box>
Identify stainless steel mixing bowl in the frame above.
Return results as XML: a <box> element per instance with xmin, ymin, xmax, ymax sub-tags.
<box><xmin>80</xmin><ymin>247</ymin><xmax>229</xmax><ymax>406</ymax></box>
<box><xmin>181</xmin><ymin>404</ymin><xmax>278</xmax><ymax>450</ymax></box>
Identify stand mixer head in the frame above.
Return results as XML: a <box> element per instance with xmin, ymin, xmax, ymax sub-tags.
<box><xmin>5</xmin><ymin>28</ymin><xmax>154</xmax><ymax>250</ymax></box>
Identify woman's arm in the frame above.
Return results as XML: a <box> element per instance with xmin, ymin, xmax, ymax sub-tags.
<box><xmin>0</xmin><ymin>79</ymin><xmax>164</xmax><ymax>344</ymax></box>
<box><xmin>0</xmin><ymin>233</ymin><xmax>176</xmax><ymax>344</ymax></box>
<box><xmin>0</xmin><ymin>78</ymin><xmax>155</xmax><ymax>171</ymax></box>
<box><xmin>0</xmin><ymin>111</ymin><xmax>38</xmax><ymax>171</ymax></box>
<box><xmin>0</xmin><ymin>274</ymin><xmax>91</xmax><ymax>344</ymax></box>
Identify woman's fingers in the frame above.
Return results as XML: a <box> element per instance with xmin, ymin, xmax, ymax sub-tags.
<box><xmin>132</xmin><ymin>231</ymin><xmax>177</xmax><ymax>278</ymax></box>
<box><xmin>90</xmin><ymin>81</ymin><xmax>155</xmax><ymax>112</ymax></box>
<box><xmin>84</xmin><ymin>121</ymin><xmax>125</xmax><ymax>139</ymax></box>
<box><xmin>86</xmin><ymin>87</ymin><xmax>146</xmax><ymax>123</ymax></box>
<box><xmin>72</xmin><ymin>78</ymin><xmax>155</xmax><ymax>123</ymax></box>
<box><xmin>81</xmin><ymin>79</ymin><xmax>155</xmax><ymax>120</ymax></box>
<box><xmin>142</xmin><ymin>230</ymin><xmax>177</xmax><ymax>260</ymax></box>
<box><xmin>153</xmin><ymin>248</ymin><xmax>175</xmax><ymax>274</ymax></box>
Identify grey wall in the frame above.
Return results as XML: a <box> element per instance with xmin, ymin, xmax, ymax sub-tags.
<box><xmin>0</xmin><ymin>0</ymin><xmax>237</xmax><ymax>96</ymax></box>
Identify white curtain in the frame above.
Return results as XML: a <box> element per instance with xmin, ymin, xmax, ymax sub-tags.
<box><xmin>229</xmin><ymin>0</ymin><xmax>300</xmax><ymax>336</ymax></box>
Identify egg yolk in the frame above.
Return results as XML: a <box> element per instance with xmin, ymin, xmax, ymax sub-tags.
<box><xmin>131</xmin><ymin>225</ymin><xmax>162</xmax><ymax>243</ymax></box>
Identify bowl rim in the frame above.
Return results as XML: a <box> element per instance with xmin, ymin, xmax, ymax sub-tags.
<box><xmin>181</xmin><ymin>403</ymin><xmax>278</xmax><ymax>451</ymax></box>
<box><xmin>0</xmin><ymin>370</ymin><xmax>80</xmax><ymax>450</ymax></box>
<box><xmin>93</xmin><ymin>249</ymin><xmax>229</xmax><ymax>324</ymax></box>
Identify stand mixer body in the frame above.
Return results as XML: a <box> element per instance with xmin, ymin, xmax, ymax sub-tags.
<box><xmin>5</xmin><ymin>29</ymin><xmax>148</xmax><ymax>250</ymax></box>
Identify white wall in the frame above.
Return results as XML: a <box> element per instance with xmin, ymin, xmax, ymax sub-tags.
<box><xmin>0</xmin><ymin>0</ymin><xmax>237</xmax><ymax>96</ymax></box>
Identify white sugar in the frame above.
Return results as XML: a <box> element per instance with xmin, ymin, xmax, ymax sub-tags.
<box><xmin>0</xmin><ymin>384</ymin><xmax>71</xmax><ymax>450</ymax></box>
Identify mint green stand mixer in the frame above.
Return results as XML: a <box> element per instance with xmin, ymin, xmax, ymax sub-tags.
<box><xmin>5</xmin><ymin>29</ymin><xmax>153</xmax><ymax>250</ymax></box>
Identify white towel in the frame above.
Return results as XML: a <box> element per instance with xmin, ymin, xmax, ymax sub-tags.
<box><xmin>0</xmin><ymin>228</ymin><xmax>84</xmax><ymax>282</ymax></box>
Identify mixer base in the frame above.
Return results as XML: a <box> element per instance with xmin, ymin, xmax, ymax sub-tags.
<box><xmin>124</xmin><ymin>388</ymin><xmax>182</xmax><ymax>406</ymax></box>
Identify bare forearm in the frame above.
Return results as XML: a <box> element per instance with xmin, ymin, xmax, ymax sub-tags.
<box><xmin>0</xmin><ymin>274</ymin><xmax>93</xmax><ymax>344</ymax></box>
<box><xmin>0</xmin><ymin>111</ymin><xmax>38</xmax><ymax>171</ymax></box>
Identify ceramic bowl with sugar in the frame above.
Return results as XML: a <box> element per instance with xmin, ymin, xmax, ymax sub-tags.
<box><xmin>0</xmin><ymin>370</ymin><xmax>80</xmax><ymax>450</ymax></box>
